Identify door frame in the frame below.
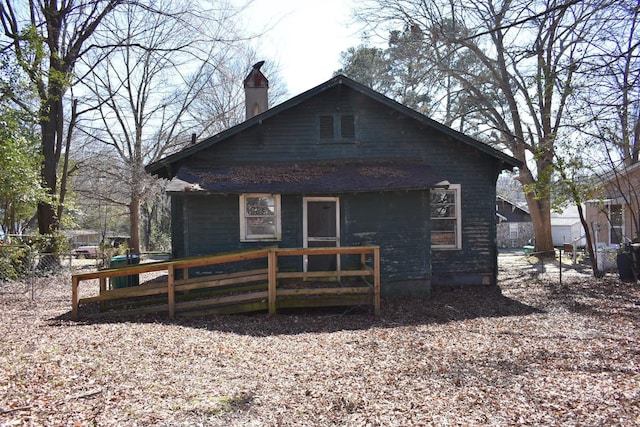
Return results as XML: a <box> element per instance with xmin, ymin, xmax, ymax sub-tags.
<box><xmin>302</xmin><ymin>196</ymin><xmax>340</xmax><ymax>272</ymax></box>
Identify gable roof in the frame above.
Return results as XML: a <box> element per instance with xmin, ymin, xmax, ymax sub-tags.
<box><xmin>497</xmin><ymin>195</ymin><xmax>530</xmax><ymax>215</ymax></box>
<box><xmin>146</xmin><ymin>74</ymin><xmax>522</xmax><ymax>179</ymax></box>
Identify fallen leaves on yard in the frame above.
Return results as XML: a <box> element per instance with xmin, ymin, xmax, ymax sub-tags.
<box><xmin>0</xmin><ymin>254</ymin><xmax>639</xmax><ymax>426</ymax></box>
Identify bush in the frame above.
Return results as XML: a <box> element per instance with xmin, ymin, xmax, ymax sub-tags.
<box><xmin>0</xmin><ymin>245</ymin><xmax>32</xmax><ymax>281</ymax></box>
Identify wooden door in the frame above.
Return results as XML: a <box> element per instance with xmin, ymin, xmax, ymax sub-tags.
<box><xmin>303</xmin><ymin>197</ymin><xmax>340</xmax><ymax>272</ymax></box>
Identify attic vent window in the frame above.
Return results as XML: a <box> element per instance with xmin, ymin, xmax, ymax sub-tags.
<box><xmin>318</xmin><ymin>114</ymin><xmax>356</xmax><ymax>142</ymax></box>
<box><xmin>319</xmin><ymin>115</ymin><xmax>334</xmax><ymax>139</ymax></box>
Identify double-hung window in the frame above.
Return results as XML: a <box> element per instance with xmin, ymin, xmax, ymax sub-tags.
<box><xmin>240</xmin><ymin>194</ymin><xmax>281</xmax><ymax>241</ymax></box>
<box><xmin>609</xmin><ymin>204</ymin><xmax>623</xmax><ymax>244</ymax></box>
<box><xmin>430</xmin><ymin>184</ymin><xmax>462</xmax><ymax>249</ymax></box>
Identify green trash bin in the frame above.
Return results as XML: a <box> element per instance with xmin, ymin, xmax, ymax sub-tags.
<box><xmin>110</xmin><ymin>254</ymin><xmax>140</xmax><ymax>289</ymax></box>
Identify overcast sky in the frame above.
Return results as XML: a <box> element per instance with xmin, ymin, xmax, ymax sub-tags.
<box><xmin>244</xmin><ymin>0</ymin><xmax>364</xmax><ymax>95</ymax></box>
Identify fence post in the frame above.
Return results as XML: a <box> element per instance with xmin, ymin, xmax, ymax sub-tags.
<box><xmin>71</xmin><ymin>276</ymin><xmax>79</xmax><ymax>321</ymax></box>
<box><xmin>99</xmin><ymin>277</ymin><xmax>107</xmax><ymax>312</ymax></box>
<box><xmin>373</xmin><ymin>247</ymin><xmax>381</xmax><ymax>319</ymax></box>
<box><xmin>268</xmin><ymin>249</ymin><xmax>277</xmax><ymax>315</ymax></box>
<box><xmin>168</xmin><ymin>265</ymin><xmax>175</xmax><ymax>319</ymax></box>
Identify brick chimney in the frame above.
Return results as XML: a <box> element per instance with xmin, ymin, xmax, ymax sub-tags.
<box><xmin>244</xmin><ymin>61</ymin><xmax>269</xmax><ymax>120</ymax></box>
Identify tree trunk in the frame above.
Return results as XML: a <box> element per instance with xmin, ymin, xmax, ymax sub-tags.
<box><xmin>576</xmin><ymin>203</ymin><xmax>602</xmax><ymax>277</ymax></box>
<box><xmin>525</xmin><ymin>193</ymin><xmax>555</xmax><ymax>256</ymax></box>
<box><xmin>519</xmin><ymin>165</ymin><xmax>555</xmax><ymax>257</ymax></box>
<box><xmin>38</xmin><ymin>100</ymin><xmax>61</xmax><ymax>238</ymax></box>
<box><xmin>129</xmin><ymin>194</ymin><xmax>141</xmax><ymax>255</ymax></box>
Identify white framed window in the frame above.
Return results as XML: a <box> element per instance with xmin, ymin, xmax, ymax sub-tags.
<box><xmin>608</xmin><ymin>203</ymin><xmax>624</xmax><ymax>244</ymax></box>
<box><xmin>240</xmin><ymin>194</ymin><xmax>281</xmax><ymax>241</ymax></box>
<box><xmin>509</xmin><ymin>223</ymin><xmax>519</xmax><ymax>240</ymax></box>
<box><xmin>430</xmin><ymin>184</ymin><xmax>462</xmax><ymax>249</ymax></box>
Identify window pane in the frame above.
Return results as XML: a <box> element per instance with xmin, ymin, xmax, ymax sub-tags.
<box><xmin>509</xmin><ymin>223</ymin><xmax>519</xmax><ymax>239</ymax></box>
<box><xmin>432</xmin><ymin>232</ymin><xmax>456</xmax><ymax>246</ymax></box>
<box><xmin>247</xmin><ymin>217</ymin><xmax>276</xmax><ymax>236</ymax></box>
<box><xmin>430</xmin><ymin>190</ymin><xmax>456</xmax><ymax>218</ymax></box>
<box><xmin>610</xmin><ymin>205</ymin><xmax>623</xmax><ymax>226</ymax></box>
<box><xmin>432</xmin><ymin>219</ymin><xmax>456</xmax><ymax>232</ymax></box>
<box><xmin>610</xmin><ymin>204</ymin><xmax>623</xmax><ymax>244</ymax></box>
<box><xmin>431</xmin><ymin>191</ymin><xmax>455</xmax><ymax>204</ymax></box>
<box><xmin>431</xmin><ymin>204</ymin><xmax>456</xmax><ymax>218</ymax></box>
<box><xmin>246</xmin><ymin>196</ymin><xmax>275</xmax><ymax>216</ymax></box>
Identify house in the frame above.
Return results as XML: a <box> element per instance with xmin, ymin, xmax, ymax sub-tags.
<box><xmin>496</xmin><ymin>195</ymin><xmax>533</xmax><ymax>248</ymax></box>
<box><xmin>146</xmin><ymin>64</ymin><xmax>521</xmax><ymax>295</ymax></box>
<box><xmin>63</xmin><ymin>229</ymin><xmax>102</xmax><ymax>247</ymax></box>
<box><xmin>551</xmin><ymin>205</ymin><xmax>585</xmax><ymax>248</ymax></box>
<box><xmin>585</xmin><ymin>162</ymin><xmax>640</xmax><ymax>246</ymax></box>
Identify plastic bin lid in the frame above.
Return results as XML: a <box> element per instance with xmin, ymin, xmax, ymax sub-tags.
<box><xmin>111</xmin><ymin>254</ymin><xmax>140</xmax><ymax>261</ymax></box>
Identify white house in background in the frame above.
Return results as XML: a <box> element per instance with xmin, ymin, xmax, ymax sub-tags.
<box><xmin>551</xmin><ymin>205</ymin><xmax>586</xmax><ymax>247</ymax></box>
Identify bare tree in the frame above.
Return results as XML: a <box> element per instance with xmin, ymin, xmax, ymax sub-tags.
<box><xmin>577</xmin><ymin>1</ymin><xmax>640</xmax><ymax>167</ymax></box>
<box><xmin>0</xmin><ymin>0</ymin><xmax>128</xmax><ymax>247</ymax></box>
<box><xmin>76</xmin><ymin>1</ymin><xmax>257</xmax><ymax>254</ymax></box>
<box><xmin>187</xmin><ymin>50</ymin><xmax>288</xmax><ymax>136</ymax></box>
<box><xmin>355</xmin><ymin>0</ymin><xmax>612</xmax><ymax>255</ymax></box>
<box><xmin>550</xmin><ymin>1</ymin><xmax>640</xmax><ymax>274</ymax></box>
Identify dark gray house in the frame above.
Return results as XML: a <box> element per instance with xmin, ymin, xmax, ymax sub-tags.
<box><xmin>496</xmin><ymin>195</ymin><xmax>533</xmax><ymax>248</ymax></box>
<box><xmin>146</xmin><ymin>65</ymin><xmax>521</xmax><ymax>296</ymax></box>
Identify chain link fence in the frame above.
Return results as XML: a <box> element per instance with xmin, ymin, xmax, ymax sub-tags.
<box><xmin>0</xmin><ymin>244</ymin><xmax>105</xmax><ymax>300</ymax></box>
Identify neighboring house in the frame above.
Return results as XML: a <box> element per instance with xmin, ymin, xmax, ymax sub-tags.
<box><xmin>585</xmin><ymin>163</ymin><xmax>640</xmax><ymax>246</ymax></box>
<box><xmin>146</xmin><ymin>65</ymin><xmax>521</xmax><ymax>295</ymax></box>
<box><xmin>63</xmin><ymin>230</ymin><xmax>131</xmax><ymax>249</ymax></box>
<box><xmin>63</xmin><ymin>229</ymin><xmax>102</xmax><ymax>247</ymax></box>
<box><xmin>551</xmin><ymin>205</ymin><xmax>586</xmax><ymax>248</ymax></box>
<box><xmin>496</xmin><ymin>195</ymin><xmax>533</xmax><ymax>248</ymax></box>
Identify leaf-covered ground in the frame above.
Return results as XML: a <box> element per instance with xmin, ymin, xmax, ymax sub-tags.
<box><xmin>1</xmin><ymin>253</ymin><xmax>639</xmax><ymax>426</ymax></box>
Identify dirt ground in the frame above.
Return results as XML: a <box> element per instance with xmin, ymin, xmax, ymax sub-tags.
<box><xmin>1</xmin><ymin>252</ymin><xmax>639</xmax><ymax>426</ymax></box>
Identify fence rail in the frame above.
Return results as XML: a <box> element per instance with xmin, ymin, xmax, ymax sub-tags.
<box><xmin>71</xmin><ymin>246</ymin><xmax>381</xmax><ymax>320</ymax></box>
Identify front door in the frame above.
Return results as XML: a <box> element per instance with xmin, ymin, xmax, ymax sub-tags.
<box><xmin>303</xmin><ymin>197</ymin><xmax>340</xmax><ymax>272</ymax></box>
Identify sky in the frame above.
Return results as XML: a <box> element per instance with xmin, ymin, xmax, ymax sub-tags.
<box><xmin>243</xmin><ymin>0</ymin><xmax>365</xmax><ymax>96</ymax></box>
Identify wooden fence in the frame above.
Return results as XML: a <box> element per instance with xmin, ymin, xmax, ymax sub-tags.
<box><xmin>71</xmin><ymin>246</ymin><xmax>380</xmax><ymax>320</ymax></box>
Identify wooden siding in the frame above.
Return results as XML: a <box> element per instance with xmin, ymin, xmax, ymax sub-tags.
<box><xmin>173</xmin><ymin>191</ymin><xmax>433</xmax><ymax>292</ymax></box>
<box><xmin>431</xmin><ymin>156</ymin><xmax>500</xmax><ymax>286</ymax></box>
<box><xmin>169</xmin><ymin>84</ymin><xmax>504</xmax><ymax>290</ymax></box>
<box><xmin>173</xmin><ymin>87</ymin><xmax>450</xmax><ymax>170</ymax></box>
<box><xmin>341</xmin><ymin>192</ymin><xmax>430</xmax><ymax>294</ymax></box>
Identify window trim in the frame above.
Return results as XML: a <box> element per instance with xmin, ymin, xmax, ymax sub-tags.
<box><xmin>239</xmin><ymin>194</ymin><xmax>282</xmax><ymax>242</ymax></box>
<box><xmin>430</xmin><ymin>184</ymin><xmax>462</xmax><ymax>250</ymax></box>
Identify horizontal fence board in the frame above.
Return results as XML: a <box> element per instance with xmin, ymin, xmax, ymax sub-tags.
<box><xmin>175</xmin><ymin>268</ymin><xmax>268</xmax><ymax>286</ymax></box>
<box><xmin>276</xmin><ymin>247</ymin><xmax>379</xmax><ymax>256</ymax></box>
<box><xmin>79</xmin><ymin>281</ymin><xmax>169</xmax><ymax>303</ymax></box>
<box><xmin>178</xmin><ymin>272</ymin><xmax>269</xmax><ymax>292</ymax></box>
<box><xmin>277</xmin><ymin>287</ymin><xmax>372</xmax><ymax>296</ymax></box>
<box><xmin>277</xmin><ymin>269</ymin><xmax>371</xmax><ymax>279</ymax></box>
<box><xmin>72</xmin><ymin>246</ymin><xmax>380</xmax><ymax>320</ymax></box>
